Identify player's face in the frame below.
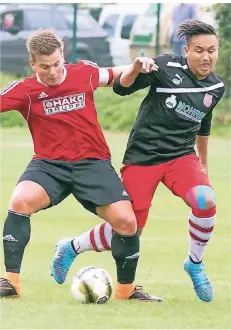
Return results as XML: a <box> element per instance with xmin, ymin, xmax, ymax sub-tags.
<box><xmin>185</xmin><ymin>34</ymin><xmax>219</xmax><ymax>80</ymax></box>
<box><xmin>30</xmin><ymin>48</ymin><xmax>64</xmax><ymax>86</ymax></box>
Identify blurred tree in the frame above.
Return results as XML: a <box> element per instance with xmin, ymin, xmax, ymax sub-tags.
<box><xmin>214</xmin><ymin>3</ymin><xmax>231</xmax><ymax>97</ymax></box>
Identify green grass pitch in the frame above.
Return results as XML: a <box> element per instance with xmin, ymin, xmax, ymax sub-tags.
<box><xmin>0</xmin><ymin>128</ymin><xmax>230</xmax><ymax>329</ymax></box>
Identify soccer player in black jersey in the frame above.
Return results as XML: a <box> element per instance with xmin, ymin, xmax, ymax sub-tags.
<box><xmin>52</xmin><ymin>21</ymin><xmax>224</xmax><ymax>302</ymax></box>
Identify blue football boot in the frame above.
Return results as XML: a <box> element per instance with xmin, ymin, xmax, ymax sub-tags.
<box><xmin>184</xmin><ymin>257</ymin><xmax>213</xmax><ymax>302</ymax></box>
<box><xmin>51</xmin><ymin>239</ymin><xmax>77</xmax><ymax>284</ymax></box>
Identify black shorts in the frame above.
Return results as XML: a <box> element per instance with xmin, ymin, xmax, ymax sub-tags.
<box><xmin>17</xmin><ymin>158</ymin><xmax>130</xmax><ymax>214</ymax></box>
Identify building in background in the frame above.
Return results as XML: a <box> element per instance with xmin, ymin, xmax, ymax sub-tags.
<box><xmin>98</xmin><ymin>4</ymin><xmax>149</xmax><ymax>65</ymax></box>
<box><xmin>129</xmin><ymin>3</ymin><xmax>216</xmax><ymax>61</ymax></box>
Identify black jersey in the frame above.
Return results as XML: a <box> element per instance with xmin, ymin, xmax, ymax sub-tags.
<box><xmin>113</xmin><ymin>54</ymin><xmax>225</xmax><ymax>165</ymax></box>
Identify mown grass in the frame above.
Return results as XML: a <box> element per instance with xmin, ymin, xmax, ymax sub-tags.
<box><xmin>0</xmin><ymin>128</ymin><xmax>230</xmax><ymax>329</ymax></box>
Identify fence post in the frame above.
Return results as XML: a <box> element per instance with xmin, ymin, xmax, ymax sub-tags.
<box><xmin>155</xmin><ymin>3</ymin><xmax>161</xmax><ymax>56</ymax></box>
<box><xmin>71</xmin><ymin>3</ymin><xmax>78</xmax><ymax>63</ymax></box>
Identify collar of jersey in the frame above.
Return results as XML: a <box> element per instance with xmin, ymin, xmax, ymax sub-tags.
<box><xmin>36</xmin><ymin>66</ymin><xmax>67</xmax><ymax>87</ymax></box>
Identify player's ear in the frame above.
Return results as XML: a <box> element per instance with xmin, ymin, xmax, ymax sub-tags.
<box><xmin>184</xmin><ymin>45</ymin><xmax>188</xmax><ymax>57</ymax></box>
<box><xmin>29</xmin><ymin>59</ymin><xmax>36</xmax><ymax>72</ymax></box>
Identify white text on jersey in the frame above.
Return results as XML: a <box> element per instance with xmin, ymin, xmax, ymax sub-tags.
<box><xmin>43</xmin><ymin>93</ymin><xmax>86</xmax><ymax>115</ymax></box>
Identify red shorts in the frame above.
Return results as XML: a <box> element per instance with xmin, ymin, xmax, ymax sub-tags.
<box><xmin>121</xmin><ymin>154</ymin><xmax>212</xmax><ymax>228</ymax></box>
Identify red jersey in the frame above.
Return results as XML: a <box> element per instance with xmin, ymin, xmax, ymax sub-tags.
<box><xmin>0</xmin><ymin>61</ymin><xmax>113</xmax><ymax>161</ymax></box>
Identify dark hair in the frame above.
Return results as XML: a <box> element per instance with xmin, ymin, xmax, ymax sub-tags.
<box><xmin>177</xmin><ymin>20</ymin><xmax>217</xmax><ymax>43</ymax></box>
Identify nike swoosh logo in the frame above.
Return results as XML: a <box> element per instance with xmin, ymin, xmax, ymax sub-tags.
<box><xmin>75</xmin><ymin>243</ymin><xmax>80</xmax><ymax>253</ymax></box>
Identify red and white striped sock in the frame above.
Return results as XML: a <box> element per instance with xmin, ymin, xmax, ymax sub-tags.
<box><xmin>188</xmin><ymin>206</ymin><xmax>216</xmax><ymax>262</ymax></box>
<box><xmin>72</xmin><ymin>222</ymin><xmax>113</xmax><ymax>254</ymax></box>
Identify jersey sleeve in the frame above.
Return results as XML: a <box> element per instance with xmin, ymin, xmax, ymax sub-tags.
<box><xmin>79</xmin><ymin>60</ymin><xmax>113</xmax><ymax>90</ymax></box>
<box><xmin>197</xmin><ymin>109</ymin><xmax>213</xmax><ymax>136</ymax></box>
<box><xmin>113</xmin><ymin>72</ymin><xmax>154</xmax><ymax>96</ymax></box>
<box><xmin>0</xmin><ymin>81</ymin><xmax>27</xmax><ymax>113</ymax></box>
<box><xmin>98</xmin><ymin>67</ymin><xmax>113</xmax><ymax>86</ymax></box>
<box><xmin>113</xmin><ymin>54</ymin><xmax>170</xmax><ymax>96</ymax></box>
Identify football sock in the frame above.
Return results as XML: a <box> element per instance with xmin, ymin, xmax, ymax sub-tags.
<box><xmin>115</xmin><ymin>282</ymin><xmax>134</xmax><ymax>300</ymax></box>
<box><xmin>72</xmin><ymin>222</ymin><xmax>112</xmax><ymax>253</ymax></box>
<box><xmin>72</xmin><ymin>228</ymin><xmax>93</xmax><ymax>253</ymax></box>
<box><xmin>188</xmin><ymin>206</ymin><xmax>216</xmax><ymax>262</ymax></box>
<box><xmin>111</xmin><ymin>231</ymin><xmax>139</xmax><ymax>299</ymax></box>
<box><xmin>3</xmin><ymin>211</ymin><xmax>31</xmax><ymax>273</ymax></box>
<box><xmin>5</xmin><ymin>272</ymin><xmax>21</xmax><ymax>296</ymax></box>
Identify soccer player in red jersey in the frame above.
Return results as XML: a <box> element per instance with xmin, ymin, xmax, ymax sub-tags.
<box><xmin>0</xmin><ymin>28</ymin><xmax>161</xmax><ymax>301</ymax></box>
<box><xmin>54</xmin><ymin>21</ymin><xmax>225</xmax><ymax>302</ymax></box>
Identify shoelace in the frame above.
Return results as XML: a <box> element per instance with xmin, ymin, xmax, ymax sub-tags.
<box><xmin>189</xmin><ymin>263</ymin><xmax>204</xmax><ymax>275</ymax></box>
<box><xmin>188</xmin><ymin>265</ymin><xmax>209</xmax><ymax>286</ymax></box>
<box><xmin>133</xmin><ymin>285</ymin><xmax>150</xmax><ymax>297</ymax></box>
<box><xmin>0</xmin><ymin>278</ymin><xmax>11</xmax><ymax>284</ymax></box>
<box><xmin>56</xmin><ymin>246</ymin><xmax>74</xmax><ymax>269</ymax></box>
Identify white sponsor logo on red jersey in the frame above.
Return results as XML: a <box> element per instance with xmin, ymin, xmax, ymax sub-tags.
<box><xmin>43</xmin><ymin>93</ymin><xmax>86</xmax><ymax>115</ymax></box>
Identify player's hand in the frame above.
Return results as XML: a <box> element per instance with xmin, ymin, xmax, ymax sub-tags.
<box><xmin>131</xmin><ymin>57</ymin><xmax>159</xmax><ymax>74</ymax></box>
<box><xmin>201</xmin><ymin>165</ymin><xmax>208</xmax><ymax>175</ymax></box>
<box><xmin>200</xmin><ymin>161</ymin><xmax>208</xmax><ymax>175</ymax></box>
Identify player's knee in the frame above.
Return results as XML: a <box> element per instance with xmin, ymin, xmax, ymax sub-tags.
<box><xmin>185</xmin><ymin>185</ymin><xmax>216</xmax><ymax>210</ymax></box>
<box><xmin>115</xmin><ymin>214</ymin><xmax>137</xmax><ymax>235</ymax></box>
<box><xmin>9</xmin><ymin>195</ymin><xmax>33</xmax><ymax>215</ymax></box>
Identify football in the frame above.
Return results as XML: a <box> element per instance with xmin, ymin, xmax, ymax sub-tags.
<box><xmin>71</xmin><ymin>266</ymin><xmax>113</xmax><ymax>304</ymax></box>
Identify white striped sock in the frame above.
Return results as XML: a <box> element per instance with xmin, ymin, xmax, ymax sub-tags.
<box><xmin>72</xmin><ymin>222</ymin><xmax>113</xmax><ymax>254</ymax></box>
<box><xmin>188</xmin><ymin>211</ymin><xmax>215</xmax><ymax>262</ymax></box>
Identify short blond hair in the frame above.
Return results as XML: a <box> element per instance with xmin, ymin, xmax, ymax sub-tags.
<box><xmin>26</xmin><ymin>28</ymin><xmax>64</xmax><ymax>61</ymax></box>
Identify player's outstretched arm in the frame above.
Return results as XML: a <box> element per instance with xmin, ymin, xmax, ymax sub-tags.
<box><xmin>119</xmin><ymin>57</ymin><xmax>158</xmax><ymax>88</ymax></box>
<box><xmin>112</xmin><ymin>57</ymin><xmax>159</xmax><ymax>96</ymax></box>
<box><xmin>98</xmin><ymin>65</ymin><xmax>130</xmax><ymax>88</ymax></box>
<box><xmin>99</xmin><ymin>65</ymin><xmax>130</xmax><ymax>87</ymax></box>
<box><xmin>101</xmin><ymin>58</ymin><xmax>158</xmax><ymax>87</ymax></box>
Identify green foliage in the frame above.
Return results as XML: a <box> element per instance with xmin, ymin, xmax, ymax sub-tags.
<box><xmin>211</xmin><ymin>97</ymin><xmax>231</xmax><ymax>137</ymax></box>
<box><xmin>96</xmin><ymin>87</ymin><xmax>145</xmax><ymax>131</ymax></box>
<box><xmin>1</xmin><ymin>73</ymin><xmax>230</xmax><ymax>137</ymax></box>
<box><xmin>1</xmin><ymin>111</ymin><xmax>26</xmax><ymax>127</ymax></box>
<box><xmin>214</xmin><ymin>3</ymin><xmax>231</xmax><ymax>97</ymax></box>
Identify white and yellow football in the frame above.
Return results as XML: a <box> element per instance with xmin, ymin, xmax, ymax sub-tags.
<box><xmin>71</xmin><ymin>266</ymin><xmax>113</xmax><ymax>304</ymax></box>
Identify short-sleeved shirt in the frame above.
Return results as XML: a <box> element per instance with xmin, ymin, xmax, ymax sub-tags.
<box><xmin>113</xmin><ymin>54</ymin><xmax>225</xmax><ymax>165</ymax></box>
<box><xmin>0</xmin><ymin>61</ymin><xmax>113</xmax><ymax>161</ymax></box>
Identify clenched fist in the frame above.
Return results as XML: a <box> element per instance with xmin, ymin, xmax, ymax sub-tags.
<box><xmin>131</xmin><ymin>57</ymin><xmax>159</xmax><ymax>73</ymax></box>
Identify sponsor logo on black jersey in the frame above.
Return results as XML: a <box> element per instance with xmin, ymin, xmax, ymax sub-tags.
<box><xmin>165</xmin><ymin>95</ymin><xmax>177</xmax><ymax>108</ymax></box>
<box><xmin>43</xmin><ymin>93</ymin><xmax>86</xmax><ymax>115</ymax></box>
<box><xmin>203</xmin><ymin>93</ymin><xmax>213</xmax><ymax>107</ymax></box>
<box><xmin>165</xmin><ymin>95</ymin><xmax>205</xmax><ymax>122</ymax></box>
<box><xmin>175</xmin><ymin>101</ymin><xmax>205</xmax><ymax>122</ymax></box>
<box><xmin>172</xmin><ymin>74</ymin><xmax>184</xmax><ymax>85</ymax></box>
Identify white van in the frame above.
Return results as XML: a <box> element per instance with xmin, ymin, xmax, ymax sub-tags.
<box><xmin>98</xmin><ymin>4</ymin><xmax>148</xmax><ymax>65</ymax></box>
